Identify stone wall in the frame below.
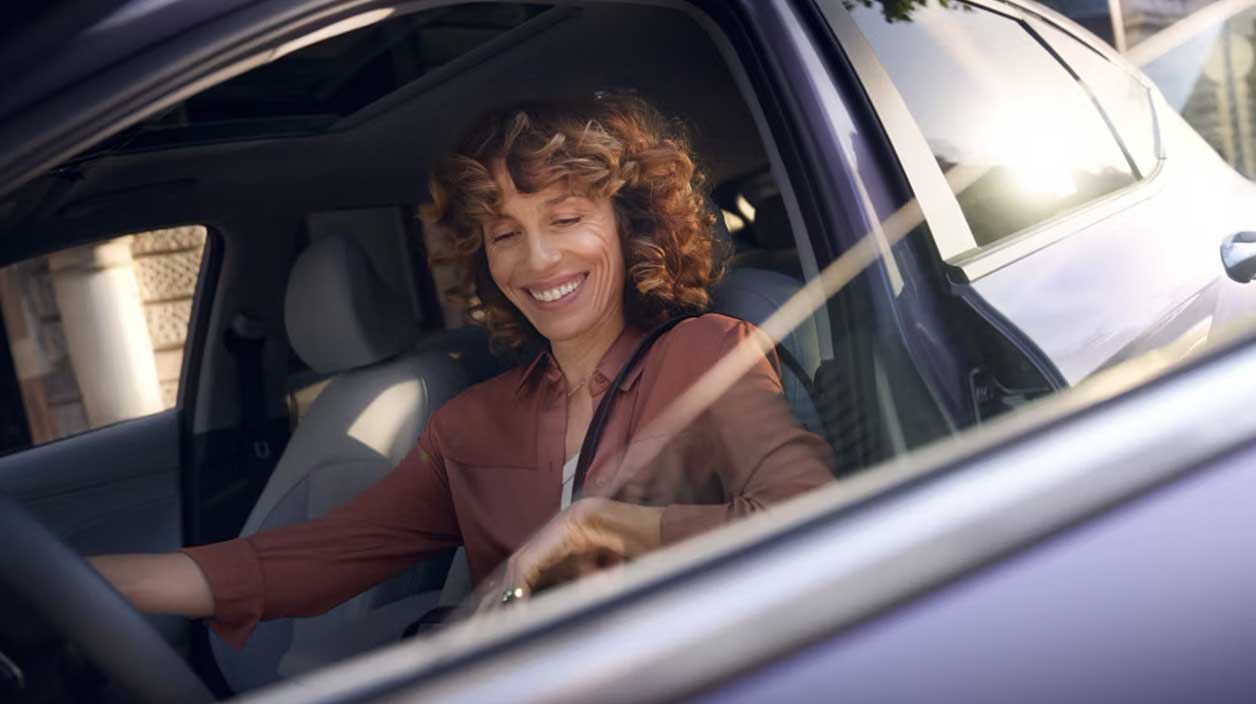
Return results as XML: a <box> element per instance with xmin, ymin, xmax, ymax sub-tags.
<box><xmin>131</xmin><ymin>226</ymin><xmax>208</xmax><ymax>407</ymax></box>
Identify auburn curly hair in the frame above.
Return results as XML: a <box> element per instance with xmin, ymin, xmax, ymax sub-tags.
<box><xmin>420</xmin><ymin>95</ymin><xmax>727</xmax><ymax>351</ymax></box>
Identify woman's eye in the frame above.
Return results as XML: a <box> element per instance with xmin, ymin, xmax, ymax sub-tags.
<box><xmin>492</xmin><ymin>231</ymin><xmax>518</xmax><ymax>243</ymax></box>
<box><xmin>554</xmin><ymin>216</ymin><xmax>582</xmax><ymax>226</ymax></box>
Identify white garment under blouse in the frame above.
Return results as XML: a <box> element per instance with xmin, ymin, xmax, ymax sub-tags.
<box><xmin>561</xmin><ymin>455</ymin><xmax>578</xmax><ymax>510</ymax></box>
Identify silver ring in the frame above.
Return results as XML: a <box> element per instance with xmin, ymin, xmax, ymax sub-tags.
<box><xmin>501</xmin><ymin>587</ymin><xmax>525</xmax><ymax>604</ymax></box>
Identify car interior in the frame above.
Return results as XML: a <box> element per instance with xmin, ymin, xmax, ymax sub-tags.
<box><xmin>0</xmin><ymin>1</ymin><xmax>969</xmax><ymax>700</ymax></box>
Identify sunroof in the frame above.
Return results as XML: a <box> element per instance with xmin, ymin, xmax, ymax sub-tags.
<box><xmin>84</xmin><ymin>3</ymin><xmax>552</xmax><ymax>155</ymax></box>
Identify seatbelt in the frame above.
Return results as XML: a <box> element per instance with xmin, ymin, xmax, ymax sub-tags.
<box><xmin>572</xmin><ymin>312</ymin><xmax>821</xmax><ymax>498</ymax></box>
<box><xmin>772</xmin><ymin>342</ymin><xmax>816</xmax><ymax>400</ymax></box>
<box><xmin>222</xmin><ymin>314</ymin><xmax>272</xmax><ymax>467</ymax></box>
<box><xmin>571</xmin><ymin>312</ymin><xmax>701</xmax><ymax>499</ymax></box>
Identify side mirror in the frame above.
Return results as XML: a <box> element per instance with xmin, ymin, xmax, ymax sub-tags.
<box><xmin>1220</xmin><ymin>231</ymin><xmax>1256</xmax><ymax>283</ymax></box>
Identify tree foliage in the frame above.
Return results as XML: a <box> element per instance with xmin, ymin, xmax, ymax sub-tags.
<box><xmin>841</xmin><ymin>0</ymin><xmax>968</xmax><ymax>23</ymax></box>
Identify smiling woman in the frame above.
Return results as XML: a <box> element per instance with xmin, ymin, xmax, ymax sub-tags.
<box><xmin>91</xmin><ymin>94</ymin><xmax>835</xmax><ymax>649</ymax></box>
<box><xmin>423</xmin><ymin>95</ymin><xmax>725</xmax><ymax>351</ymax></box>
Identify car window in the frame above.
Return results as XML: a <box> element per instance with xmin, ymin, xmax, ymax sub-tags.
<box><xmin>1034</xmin><ymin>19</ymin><xmax>1161</xmax><ymax>178</ymax></box>
<box><xmin>0</xmin><ymin>226</ymin><xmax>209</xmax><ymax>453</ymax></box>
<box><xmin>847</xmin><ymin>0</ymin><xmax>1137</xmax><ymax>250</ymax></box>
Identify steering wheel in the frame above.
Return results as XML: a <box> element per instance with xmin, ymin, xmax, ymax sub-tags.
<box><xmin>0</xmin><ymin>497</ymin><xmax>215</xmax><ymax>703</ymax></box>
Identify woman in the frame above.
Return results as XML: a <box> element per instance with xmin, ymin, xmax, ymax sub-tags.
<box><xmin>92</xmin><ymin>95</ymin><xmax>835</xmax><ymax>649</ymax></box>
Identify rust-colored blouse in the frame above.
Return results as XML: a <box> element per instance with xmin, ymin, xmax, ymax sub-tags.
<box><xmin>182</xmin><ymin>314</ymin><xmax>835</xmax><ymax>649</ymax></box>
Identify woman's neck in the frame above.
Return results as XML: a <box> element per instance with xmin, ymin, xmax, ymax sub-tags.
<box><xmin>549</xmin><ymin>312</ymin><xmax>626</xmax><ymax>388</ymax></box>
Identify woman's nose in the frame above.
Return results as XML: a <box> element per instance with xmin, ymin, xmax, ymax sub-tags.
<box><xmin>526</xmin><ymin>231</ymin><xmax>561</xmax><ymax>269</ymax></box>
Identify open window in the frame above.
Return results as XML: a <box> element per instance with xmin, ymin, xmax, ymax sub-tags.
<box><xmin>0</xmin><ymin>227</ymin><xmax>210</xmax><ymax>454</ymax></box>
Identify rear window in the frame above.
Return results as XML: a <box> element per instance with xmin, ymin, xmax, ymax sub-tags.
<box><xmin>1035</xmin><ymin>20</ymin><xmax>1161</xmax><ymax>178</ymax></box>
<box><xmin>850</xmin><ymin>1</ymin><xmax>1137</xmax><ymax>250</ymax></box>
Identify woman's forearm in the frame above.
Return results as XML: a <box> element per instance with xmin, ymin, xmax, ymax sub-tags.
<box><xmin>88</xmin><ymin>553</ymin><xmax>215</xmax><ymax>618</ymax></box>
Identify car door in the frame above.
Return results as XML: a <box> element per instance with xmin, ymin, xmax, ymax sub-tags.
<box><xmin>0</xmin><ymin>226</ymin><xmax>222</xmax><ymax>649</ymax></box>
<box><xmin>829</xmin><ymin>0</ymin><xmax>1256</xmax><ymax>389</ymax></box>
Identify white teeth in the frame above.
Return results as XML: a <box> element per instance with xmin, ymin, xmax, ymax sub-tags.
<box><xmin>529</xmin><ymin>277</ymin><xmax>582</xmax><ymax>303</ymax></box>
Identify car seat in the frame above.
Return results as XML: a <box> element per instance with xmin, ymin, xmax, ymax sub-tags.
<box><xmin>210</xmin><ymin>234</ymin><xmax>503</xmax><ymax>692</ymax></box>
<box><xmin>710</xmin><ymin>195</ymin><xmax>829</xmax><ymax>434</ymax></box>
<box><xmin>729</xmin><ymin>195</ymin><xmax>806</xmax><ymax>281</ymax></box>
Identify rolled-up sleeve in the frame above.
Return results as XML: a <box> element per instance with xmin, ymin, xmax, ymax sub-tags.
<box><xmin>180</xmin><ymin>425</ymin><xmax>461</xmax><ymax>649</ymax></box>
<box><xmin>658</xmin><ymin>318</ymin><xmax>835</xmax><ymax>545</ymax></box>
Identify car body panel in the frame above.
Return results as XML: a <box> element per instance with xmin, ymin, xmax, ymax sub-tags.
<box><xmin>965</xmin><ymin>103</ymin><xmax>1256</xmax><ymax>384</ymax></box>
<box><xmin>700</xmin><ymin>433</ymin><xmax>1256</xmax><ymax>704</ymax></box>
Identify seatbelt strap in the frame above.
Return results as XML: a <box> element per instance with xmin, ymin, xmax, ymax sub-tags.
<box><xmin>571</xmin><ymin>313</ymin><xmax>819</xmax><ymax>499</ymax></box>
<box><xmin>773</xmin><ymin>342</ymin><xmax>816</xmax><ymax>399</ymax></box>
<box><xmin>572</xmin><ymin>312</ymin><xmax>700</xmax><ymax>499</ymax></box>
<box><xmin>222</xmin><ymin>314</ymin><xmax>272</xmax><ymax>464</ymax></box>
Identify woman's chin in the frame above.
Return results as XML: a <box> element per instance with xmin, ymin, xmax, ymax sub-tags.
<box><xmin>532</xmin><ymin>317</ymin><xmax>597</xmax><ymax>344</ymax></box>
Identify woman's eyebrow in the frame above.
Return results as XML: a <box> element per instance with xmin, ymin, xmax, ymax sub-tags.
<box><xmin>544</xmin><ymin>194</ymin><xmax>579</xmax><ymax>207</ymax></box>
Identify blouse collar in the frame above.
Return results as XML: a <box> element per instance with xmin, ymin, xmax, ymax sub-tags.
<box><xmin>515</xmin><ymin>324</ymin><xmax>648</xmax><ymax>397</ymax></box>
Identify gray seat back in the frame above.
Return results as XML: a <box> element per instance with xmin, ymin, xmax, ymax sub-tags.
<box><xmin>211</xmin><ymin>236</ymin><xmax>501</xmax><ymax>692</ymax></box>
<box><xmin>712</xmin><ymin>268</ymin><xmax>825</xmax><ymax>434</ymax></box>
<box><xmin>709</xmin><ymin>195</ymin><xmax>827</xmax><ymax>433</ymax></box>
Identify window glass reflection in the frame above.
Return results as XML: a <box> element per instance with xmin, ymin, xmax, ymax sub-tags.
<box><xmin>1037</xmin><ymin>20</ymin><xmax>1160</xmax><ymax>178</ymax></box>
<box><xmin>849</xmin><ymin>1</ymin><xmax>1136</xmax><ymax>250</ymax></box>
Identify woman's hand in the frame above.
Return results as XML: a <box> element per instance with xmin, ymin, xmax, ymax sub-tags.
<box><xmin>475</xmin><ymin>498</ymin><xmax>663</xmax><ymax>613</ymax></box>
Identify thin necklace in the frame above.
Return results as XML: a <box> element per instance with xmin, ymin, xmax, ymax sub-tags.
<box><xmin>566</xmin><ymin>376</ymin><xmax>589</xmax><ymax>398</ymax></box>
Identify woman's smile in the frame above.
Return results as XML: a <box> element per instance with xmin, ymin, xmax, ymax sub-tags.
<box><xmin>525</xmin><ymin>272</ymin><xmax>588</xmax><ymax>305</ymax></box>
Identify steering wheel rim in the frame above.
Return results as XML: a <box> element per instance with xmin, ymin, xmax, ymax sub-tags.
<box><xmin>0</xmin><ymin>496</ymin><xmax>215</xmax><ymax>703</ymax></box>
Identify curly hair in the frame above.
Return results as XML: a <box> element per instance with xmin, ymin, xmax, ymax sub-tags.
<box><xmin>419</xmin><ymin>95</ymin><xmax>727</xmax><ymax>351</ymax></box>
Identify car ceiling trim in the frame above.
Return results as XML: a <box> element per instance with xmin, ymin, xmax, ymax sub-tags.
<box><xmin>360</xmin><ymin>305</ymin><xmax>1256</xmax><ymax>704</ymax></box>
<box><xmin>0</xmin><ymin>0</ymin><xmax>390</xmax><ymax>200</ymax></box>
<box><xmin>330</xmin><ymin>6</ymin><xmax>582</xmax><ymax>131</ymax></box>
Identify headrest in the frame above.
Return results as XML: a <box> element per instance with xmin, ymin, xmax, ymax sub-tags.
<box><xmin>708</xmin><ymin>196</ymin><xmax>732</xmax><ymax>245</ymax></box>
<box><xmin>751</xmin><ymin>196</ymin><xmax>795</xmax><ymax>251</ymax></box>
<box><xmin>284</xmin><ymin>236</ymin><xmax>418</xmax><ymax>374</ymax></box>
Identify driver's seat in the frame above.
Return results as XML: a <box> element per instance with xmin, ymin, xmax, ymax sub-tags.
<box><xmin>210</xmin><ymin>234</ymin><xmax>501</xmax><ymax>692</ymax></box>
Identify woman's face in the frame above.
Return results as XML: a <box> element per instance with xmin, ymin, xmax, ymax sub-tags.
<box><xmin>482</xmin><ymin>163</ymin><xmax>626</xmax><ymax>345</ymax></box>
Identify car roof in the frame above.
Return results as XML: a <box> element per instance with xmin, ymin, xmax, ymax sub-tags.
<box><xmin>0</xmin><ymin>1</ymin><xmax>765</xmax><ymax>264</ymax></box>
<box><xmin>0</xmin><ymin>0</ymin><xmax>261</xmax><ymax>123</ymax></box>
